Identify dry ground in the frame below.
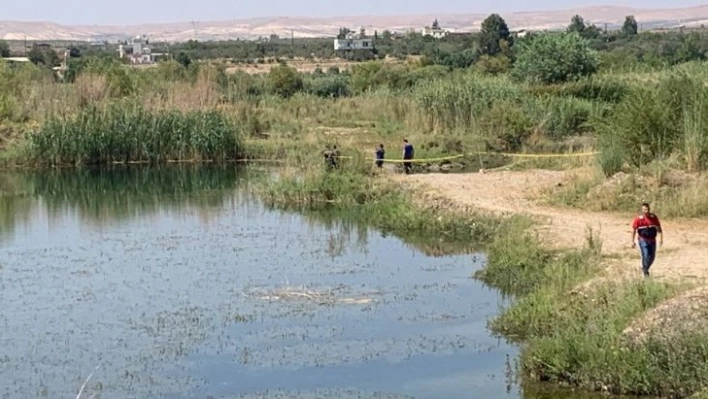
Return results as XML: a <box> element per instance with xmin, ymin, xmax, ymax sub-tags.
<box><xmin>393</xmin><ymin>168</ymin><xmax>708</xmax><ymax>337</ymax></box>
<box><xmin>224</xmin><ymin>56</ymin><xmax>407</xmax><ymax>75</ymax></box>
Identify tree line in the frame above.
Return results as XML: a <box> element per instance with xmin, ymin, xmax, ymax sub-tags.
<box><xmin>3</xmin><ymin>13</ymin><xmax>708</xmax><ymax>75</ymax></box>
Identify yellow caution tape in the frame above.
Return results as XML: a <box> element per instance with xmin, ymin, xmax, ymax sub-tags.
<box><xmin>337</xmin><ymin>151</ymin><xmax>597</xmax><ymax>163</ymax></box>
<box><xmin>476</xmin><ymin>151</ymin><xmax>599</xmax><ymax>158</ymax></box>
<box><xmin>239</xmin><ymin>150</ymin><xmax>599</xmax><ymax>165</ymax></box>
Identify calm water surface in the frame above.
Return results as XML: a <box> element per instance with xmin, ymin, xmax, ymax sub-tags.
<box><xmin>0</xmin><ymin>166</ymin><xmax>593</xmax><ymax>399</ymax></box>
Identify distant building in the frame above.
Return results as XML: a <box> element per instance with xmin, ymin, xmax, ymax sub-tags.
<box><xmin>118</xmin><ymin>35</ymin><xmax>168</xmax><ymax>64</ymax></box>
<box><xmin>32</xmin><ymin>43</ymin><xmax>53</xmax><ymax>52</ymax></box>
<box><xmin>422</xmin><ymin>19</ymin><xmax>449</xmax><ymax>39</ymax></box>
<box><xmin>1</xmin><ymin>57</ymin><xmax>31</xmax><ymax>63</ymax></box>
<box><xmin>334</xmin><ymin>27</ymin><xmax>374</xmax><ymax>51</ymax></box>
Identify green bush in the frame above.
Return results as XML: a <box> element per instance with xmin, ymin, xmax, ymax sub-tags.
<box><xmin>268</xmin><ymin>64</ymin><xmax>304</xmax><ymax>98</ymax></box>
<box><xmin>305</xmin><ymin>75</ymin><xmax>350</xmax><ymax>98</ymax></box>
<box><xmin>513</xmin><ymin>32</ymin><xmax>599</xmax><ymax>84</ymax></box>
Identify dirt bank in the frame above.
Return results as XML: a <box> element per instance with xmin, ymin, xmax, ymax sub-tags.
<box><xmin>394</xmin><ymin>169</ymin><xmax>708</xmax><ymax>283</ymax></box>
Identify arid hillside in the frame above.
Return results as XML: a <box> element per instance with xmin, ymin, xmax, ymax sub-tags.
<box><xmin>2</xmin><ymin>4</ymin><xmax>708</xmax><ymax>42</ymax></box>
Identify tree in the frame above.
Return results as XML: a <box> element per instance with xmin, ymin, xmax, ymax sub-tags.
<box><xmin>27</xmin><ymin>47</ymin><xmax>59</xmax><ymax>67</ymax></box>
<box><xmin>567</xmin><ymin>14</ymin><xmax>602</xmax><ymax>40</ymax></box>
<box><xmin>337</xmin><ymin>27</ymin><xmax>351</xmax><ymax>39</ymax></box>
<box><xmin>479</xmin><ymin>14</ymin><xmax>511</xmax><ymax>56</ymax></box>
<box><xmin>567</xmin><ymin>14</ymin><xmax>587</xmax><ymax>34</ymax></box>
<box><xmin>0</xmin><ymin>40</ymin><xmax>9</xmax><ymax>57</ymax></box>
<box><xmin>512</xmin><ymin>32</ymin><xmax>598</xmax><ymax>84</ymax></box>
<box><xmin>622</xmin><ymin>15</ymin><xmax>638</xmax><ymax>36</ymax></box>
<box><xmin>176</xmin><ymin>51</ymin><xmax>191</xmax><ymax>68</ymax></box>
<box><xmin>268</xmin><ymin>64</ymin><xmax>303</xmax><ymax>98</ymax></box>
<box><xmin>68</xmin><ymin>46</ymin><xmax>81</xmax><ymax>58</ymax></box>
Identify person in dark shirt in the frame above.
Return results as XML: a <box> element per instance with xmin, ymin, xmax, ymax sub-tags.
<box><xmin>375</xmin><ymin>144</ymin><xmax>385</xmax><ymax>168</ymax></box>
<box><xmin>331</xmin><ymin>145</ymin><xmax>340</xmax><ymax>169</ymax></box>
<box><xmin>323</xmin><ymin>147</ymin><xmax>333</xmax><ymax>170</ymax></box>
<box><xmin>402</xmin><ymin>139</ymin><xmax>414</xmax><ymax>174</ymax></box>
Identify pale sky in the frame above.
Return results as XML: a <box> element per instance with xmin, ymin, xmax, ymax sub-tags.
<box><xmin>5</xmin><ymin>0</ymin><xmax>708</xmax><ymax>25</ymax></box>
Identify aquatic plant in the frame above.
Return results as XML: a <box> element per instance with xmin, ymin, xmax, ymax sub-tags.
<box><xmin>25</xmin><ymin>102</ymin><xmax>244</xmax><ymax>166</ymax></box>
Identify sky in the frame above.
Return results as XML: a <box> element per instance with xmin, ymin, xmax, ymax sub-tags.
<box><xmin>5</xmin><ymin>0</ymin><xmax>708</xmax><ymax>25</ymax></box>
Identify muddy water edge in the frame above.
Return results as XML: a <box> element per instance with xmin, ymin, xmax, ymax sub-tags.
<box><xmin>0</xmin><ymin>165</ymin><xmax>609</xmax><ymax>399</ymax></box>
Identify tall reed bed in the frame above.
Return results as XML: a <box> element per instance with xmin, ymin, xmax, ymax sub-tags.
<box><xmin>414</xmin><ymin>73</ymin><xmax>525</xmax><ymax>134</ymax></box>
<box><xmin>25</xmin><ymin>103</ymin><xmax>244</xmax><ymax>166</ymax></box>
<box><xmin>596</xmin><ymin>71</ymin><xmax>708</xmax><ymax>174</ymax></box>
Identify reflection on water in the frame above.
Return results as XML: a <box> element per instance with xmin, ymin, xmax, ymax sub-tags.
<box><xmin>0</xmin><ymin>166</ymin><xmax>600</xmax><ymax>399</ymax></box>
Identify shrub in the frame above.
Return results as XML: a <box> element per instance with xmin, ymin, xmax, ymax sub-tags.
<box><xmin>305</xmin><ymin>75</ymin><xmax>351</xmax><ymax>98</ymax></box>
<box><xmin>513</xmin><ymin>32</ymin><xmax>599</xmax><ymax>84</ymax></box>
<box><xmin>268</xmin><ymin>64</ymin><xmax>304</xmax><ymax>98</ymax></box>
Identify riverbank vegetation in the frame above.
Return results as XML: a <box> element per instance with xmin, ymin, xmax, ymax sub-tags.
<box><xmin>2</xmin><ymin>15</ymin><xmax>708</xmax><ymax>177</ymax></box>
<box><xmin>259</xmin><ymin>160</ymin><xmax>519</xmax><ymax>254</ymax></box>
<box><xmin>477</xmin><ymin>225</ymin><xmax>708</xmax><ymax>398</ymax></box>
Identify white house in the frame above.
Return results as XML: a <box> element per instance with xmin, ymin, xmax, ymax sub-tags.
<box><xmin>334</xmin><ymin>37</ymin><xmax>374</xmax><ymax>50</ymax></box>
<box><xmin>118</xmin><ymin>35</ymin><xmax>165</xmax><ymax>64</ymax></box>
<box><xmin>334</xmin><ymin>28</ymin><xmax>374</xmax><ymax>51</ymax></box>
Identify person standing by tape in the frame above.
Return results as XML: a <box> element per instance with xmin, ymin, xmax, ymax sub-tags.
<box><xmin>375</xmin><ymin>144</ymin><xmax>385</xmax><ymax>168</ymax></box>
<box><xmin>631</xmin><ymin>202</ymin><xmax>663</xmax><ymax>278</ymax></box>
<box><xmin>402</xmin><ymin>139</ymin><xmax>414</xmax><ymax>175</ymax></box>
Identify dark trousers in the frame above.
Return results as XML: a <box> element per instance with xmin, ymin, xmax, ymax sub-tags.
<box><xmin>375</xmin><ymin>160</ymin><xmax>383</xmax><ymax>168</ymax></box>
<box><xmin>403</xmin><ymin>161</ymin><xmax>412</xmax><ymax>174</ymax></box>
<box><xmin>638</xmin><ymin>239</ymin><xmax>657</xmax><ymax>276</ymax></box>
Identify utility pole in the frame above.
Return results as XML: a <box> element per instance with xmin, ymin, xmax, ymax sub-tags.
<box><xmin>191</xmin><ymin>20</ymin><xmax>200</xmax><ymax>40</ymax></box>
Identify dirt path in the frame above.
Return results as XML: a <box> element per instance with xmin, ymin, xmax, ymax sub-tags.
<box><xmin>393</xmin><ymin>169</ymin><xmax>708</xmax><ymax>284</ymax></box>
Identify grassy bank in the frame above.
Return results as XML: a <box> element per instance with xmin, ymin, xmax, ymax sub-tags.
<box><xmin>258</xmin><ymin>161</ymin><xmax>522</xmax><ymax>253</ymax></box>
<box><xmin>477</xmin><ymin>224</ymin><xmax>708</xmax><ymax>397</ymax></box>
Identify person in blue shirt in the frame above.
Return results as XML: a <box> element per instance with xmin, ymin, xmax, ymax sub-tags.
<box><xmin>375</xmin><ymin>144</ymin><xmax>385</xmax><ymax>168</ymax></box>
<box><xmin>402</xmin><ymin>139</ymin><xmax>414</xmax><ymax>174</ymax></box>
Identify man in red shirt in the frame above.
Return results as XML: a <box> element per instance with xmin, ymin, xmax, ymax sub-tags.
<box><xmin>631</xmin><ymin>202</ymin><xmax>663</xmax><ymax>277</ymax></box>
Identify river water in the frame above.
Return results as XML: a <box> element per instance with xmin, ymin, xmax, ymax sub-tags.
<box><xmin>0</xmin><ymin>166</ymin><xmax>593</xmax><ymax>399</ymax></box>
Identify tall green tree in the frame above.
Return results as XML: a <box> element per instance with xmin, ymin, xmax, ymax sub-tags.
<box><xmin>176</xmin><ymin>51</ymin><xmax>192</xmax><ymax>68</ymax></box>
<box><xmin>512</xmin><ymin>32</ymin><xmax>598</xmax><ymax>84</ymax></box>
<box><xmin>0</xmin><ymin>40</ymin><xmax>9</xmax><ymax>57</ymax></box>
<box><xmin>567</xmin><ymin>14</ymin><xmax>587</xmax><ymax>34</ymax></box>
<box><xmin>567</xmin><ymin>14</ymin><xmax>602</xmax><ymax>40</ymax></box>
<box><xmin>622</xmin><ymin>15</ymin><xmax>639</xmax><ymax>36</ymax></box>
<box><xmin>479</xmin><ymin>14</ymin><xmax>511</xmax><ymax>56</ymax></box>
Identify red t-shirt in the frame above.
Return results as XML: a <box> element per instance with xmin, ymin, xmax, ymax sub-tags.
<box><xmin>632</xmin><ymin>213</ymin><xmax>662</xmax><ymax>242</ymax></box>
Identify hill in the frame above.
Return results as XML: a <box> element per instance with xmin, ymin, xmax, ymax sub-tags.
<box><xmin>2</xmin><ymin>4</ymin><xmax>708</xmax><ymax>42</ymax></box>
